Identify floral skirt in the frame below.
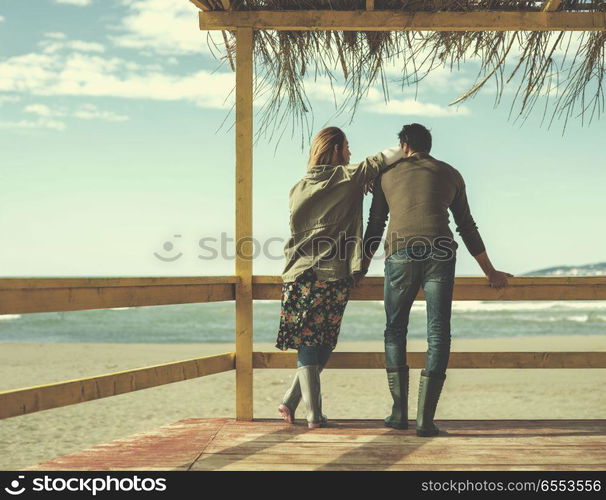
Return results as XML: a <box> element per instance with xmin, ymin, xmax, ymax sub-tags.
<box><xmin>276</xmin><ymin>268</ymin><xmax>353</xmax><ymax>351</ymax></box>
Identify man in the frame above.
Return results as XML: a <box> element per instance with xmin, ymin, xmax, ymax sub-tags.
<box><xmin>361</xmin><ymin>123</ymin><xmax>513</xmax><ymax>437</ymax></box>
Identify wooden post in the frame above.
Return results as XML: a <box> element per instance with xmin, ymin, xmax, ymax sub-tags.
<box><xmin>542</xmin><ymin>0</ymin><xmax>563</xmax><ymax>11</ymax></box>
<box><xmin>235</xmin><ymin>27</ymin><xmax>254</xmax><ymax>421</ymax></box>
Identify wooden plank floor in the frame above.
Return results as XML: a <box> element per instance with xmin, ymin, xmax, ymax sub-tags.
<box><xmin>25</xmin><ymin>419</ymin><xmax>606</xmax><ymax>471</ymax></box>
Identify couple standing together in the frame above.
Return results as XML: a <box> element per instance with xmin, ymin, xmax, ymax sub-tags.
<box><xmin>275</xmin><ymin>124</ymin><xmax>513</xmax><ymax>436</ymax></box>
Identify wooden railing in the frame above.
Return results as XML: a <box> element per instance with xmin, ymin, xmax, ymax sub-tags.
<box><xmin>253</xmin><ymin>351</ymin><xmax>606</xmax><ymax>370</ymax></box>
<box><xmin>0</xmin><ymin>276</ymin><xmax>238</xmax><ymax>314</ymax></box>
<box><xmin>0</xmin><ymin>353</ymin><xmax>235</xmax><ymax>419</ymax></box>
<box><xmin>0</xmin><ymin>276</ymin><xmax>605</xmax><ymax>421</ymax></box>
<box><xmin>253</xmin><ymin>276</ymin><xmax>606</xmax><ymax>301</ymax></box>
<box><xmin>0</xmin><ymin>276</ymin><xmax>240</xmax><ymax>420</ymax></box>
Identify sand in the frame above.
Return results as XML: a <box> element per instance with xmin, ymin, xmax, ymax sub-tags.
<box><xmin>0</xmin><ymin>335</ymin><xmax>604</xmax><ymax>470</ymax></box>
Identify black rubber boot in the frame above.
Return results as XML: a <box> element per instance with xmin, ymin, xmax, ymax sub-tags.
<box><xmin>384</xmin><ymin>366</ymin><xmax>409</xmax><ymax>430</ymax></box>
<box><xmin>416</xmin><ymin>369</ymin><xmax>446</xmax><ymax>437</ymax></box>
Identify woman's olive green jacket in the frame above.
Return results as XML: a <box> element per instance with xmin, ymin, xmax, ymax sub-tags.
<box><xmin>282</xmin><ymin>153</ymin><xmax>386</xmax><ymax>282</ymax></box>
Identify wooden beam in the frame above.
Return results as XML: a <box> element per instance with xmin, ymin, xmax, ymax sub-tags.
<box><xmin>0</xmin><ymin>276</ymin><xmax>240</xmax><ymax>290</ymax></box>
<box><xmin>0</xmin><ymin>277</ymin><xmax>238</xmax><ymax>314</ymax></box>
<box><xmin>235</xmin><ymin>28</ymin><xmax>254</xmax><ymax>422</ymax></box>
<box><xmin>253</xmin><ymin>276</ymin><xmax>606</xmax><ymax>286</ymax></box>
<box><xmin>6</xmin><ymin>275</ymin><xmax>601</xmax><ymax>314</ymax></box>
<box><xmin>252</xmin><ymin>276</ymin><xmax>606</xmax><ymax>301</ymax></box>
<box><xmin>253</xmin><ymin>351</ymin><xmax>606</xmax><ymax>369</ymax></box>
<box><xmin>190</xmin><ymin>0</ymin><xmax>212</xmax><ymax>12</ymax></box>
<box><xmin>366</xmin><ymin>0</ymin><xmax>375</xmax><ymax>10</ymax></box>
<box><xmin>0</xmin><ymin>353</ymin><xmax>236</xmax><ymax>420</ymax></box>
<box><xmin>199</xmin><ymin>10</ymin><xmax>606</xmax><ymax>32</ymax></box>
<box><xmin>543</xmin><ymin>0</ymin><xmax>564</xmax><ymax>11</ymax></box>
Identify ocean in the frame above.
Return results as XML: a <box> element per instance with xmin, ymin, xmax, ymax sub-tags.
<box><xmin>1</xmin><ymin>300</ymin><xmax>605</xmax><ymax>343</ymax></box>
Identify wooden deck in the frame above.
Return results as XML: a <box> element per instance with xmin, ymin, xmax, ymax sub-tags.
<box><xmin>25</xmin><ymin>418</ymin><xmax>606</xmax><ymax>471</ymax></box>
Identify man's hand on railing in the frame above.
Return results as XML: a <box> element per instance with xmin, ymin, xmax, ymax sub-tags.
<box><xmin>487</xmin><ymin>270</ymin><xmax>514</xmax><ymax>289</ymax></box>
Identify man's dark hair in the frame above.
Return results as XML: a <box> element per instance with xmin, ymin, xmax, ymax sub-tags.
<box><xmin>398</xmin><ymin>123</ymin><xmax>432</xmax><ymax>153</ymax></box>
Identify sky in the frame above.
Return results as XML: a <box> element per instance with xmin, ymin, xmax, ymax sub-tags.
<box><xmin>0</xmin><ymin>0</ymin><xmax>604</xmax><ymax>278</ymax></box>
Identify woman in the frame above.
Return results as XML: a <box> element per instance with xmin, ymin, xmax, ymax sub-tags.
<box><xmin>276</xmin><ymin>126</ymin><xmax>404</xmax><ymax>429</ymax></box>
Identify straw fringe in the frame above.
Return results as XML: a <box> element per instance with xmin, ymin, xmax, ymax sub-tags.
<box><xmin>205</xmin><ymin>1</ymin><xmax>605</xmax><ymax>141</ymax></box>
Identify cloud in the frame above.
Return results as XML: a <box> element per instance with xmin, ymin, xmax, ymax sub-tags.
<box><xmin>0</xmin><ymin>94</ymin><xmax>20</xmax><ymax>104</ymax></box>
<box><xmin>24</xmin><ymin>104</ymin><xmax>54</xmax><ymax>116</ymax></box>
<box><xmin>73</xmin><ymin>104</ymin><xmax>129</xmax><ymax>122</ymax></box>
<box><xmin>368</xmin><ymin>98</ymin><xmax>470</xmax><ymax>117</ymax></box>
<box><xmin>0</xmin><ymin>118</ymin><xmax>65</xmax><ymax>131</ymax></box>
<box><xmin>381</xmin><ymin>61</ymin><xmax>474</xmax><ymax>95</ymax></box>
<box><xmin>1</xmin><ymin>39</ymin><xmax>467</xmax><ymax>120</ymax></box>
<box><xmin>44</xmin><ymin>32</ymin><xmax>67</xmax><ymax>39</ymax></box>
<box><xmin>24</xmin><ymin>103</ymin><xmax>129</xmax><ymax>122</ymax></box>
<box><xmin>54</xmin><ymin>0</ymin><xmax>93</xmax><ymax>6</ymax></box>
<box><xmin>110</xmin><ymin>0</ymin><xmax>221</xmax><ymax>55</ymax></box>
<box><xmin>0</xmin><ymin>15</ymin><xmax>5</xmax><ymax>23</ymax></box>
<box><xmin>304</xmin><ymin>78</ymin><xmax>470</xmax><ymax>118</ymax></box>
<box><xmin>0</xmin><ymin>50</ymin><xmax>234</xmax><ymax>109</ymax></box>
<box><xmin>2</xmin><ymin>24</ymin><xmax>473</xmax><ymax>124</ymax></box>
<box><xmin>304</xmin><ymin>80</ymin><xmax>350</xmax><ymax>103</ymax></box>
<box><xmin>40</xmin><ymin>39</ymin><xmax>105</xmax><ymax>54</ymax></box>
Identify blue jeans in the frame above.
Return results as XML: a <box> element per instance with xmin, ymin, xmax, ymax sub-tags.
<box><xmin>297</xmin><ymin>344</ymin><xmax>333</xmax><ymax>368</ymax></box>
<box><xmin>383</xmin><ymin>244</ymin><xmax>456</xmax><ymax>377</ymax></box>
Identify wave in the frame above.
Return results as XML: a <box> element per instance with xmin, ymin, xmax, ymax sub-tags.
<box><xmin>363</xmin><ymin>300</ymin><xmax>606</xmax><ymax>313</ymax></box>
<box><xmin>0</xmin><ymin>314</ymin><xmax>21</xmax><ymax>321</ymax></box>
<box><xmin>455</xmin><ymin>313</ymin><xmax>606</xmax><ymax>324</ymax></box>
<box><xmin>450</xmin><ymin>301</ymin><xmax>606</xmax><ymax>313</ymax></box>
<box><xmin>540</xmin><ymin>315</ymin><xmax>590</xmax><ymax>323</ymax></box>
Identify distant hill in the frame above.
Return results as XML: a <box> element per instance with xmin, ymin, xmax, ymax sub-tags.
<box><xmin>522</xmin><ymin>262</ymin><xmax>606</xmax><ymax>276</ymax></box>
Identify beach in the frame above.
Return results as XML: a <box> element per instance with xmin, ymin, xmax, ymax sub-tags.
<box><xmin>1</xmin><ymin>335</ymin><xmax>604</xmax><ymax>470</ymax></box>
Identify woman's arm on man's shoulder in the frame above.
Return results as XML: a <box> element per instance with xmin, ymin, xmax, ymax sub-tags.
<box><xmin>345</xmin><ymin>152</ymin><xmax>385</xmax><ymax>185</ymax></box>
<box><xmin>346</xmin><ymin>147</ymin><xmax>406</xmax><ymax>185</ymax></box>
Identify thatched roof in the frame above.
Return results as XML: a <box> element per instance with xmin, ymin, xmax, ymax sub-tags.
<box><xmin>199</xmin><ymin>1</ymin><xmax>602</xmax><ymax>11</ymax></box>
<box><xmin>195</xmin><ymin>1</ymin><xmax>605</xmax><ymax>141</ymax></box>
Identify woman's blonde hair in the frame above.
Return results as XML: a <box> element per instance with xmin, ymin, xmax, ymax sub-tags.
<box><xmin>307</xmin><ymin>127</ymin><xmax>346</xmax><ymax>169</ymax></box>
